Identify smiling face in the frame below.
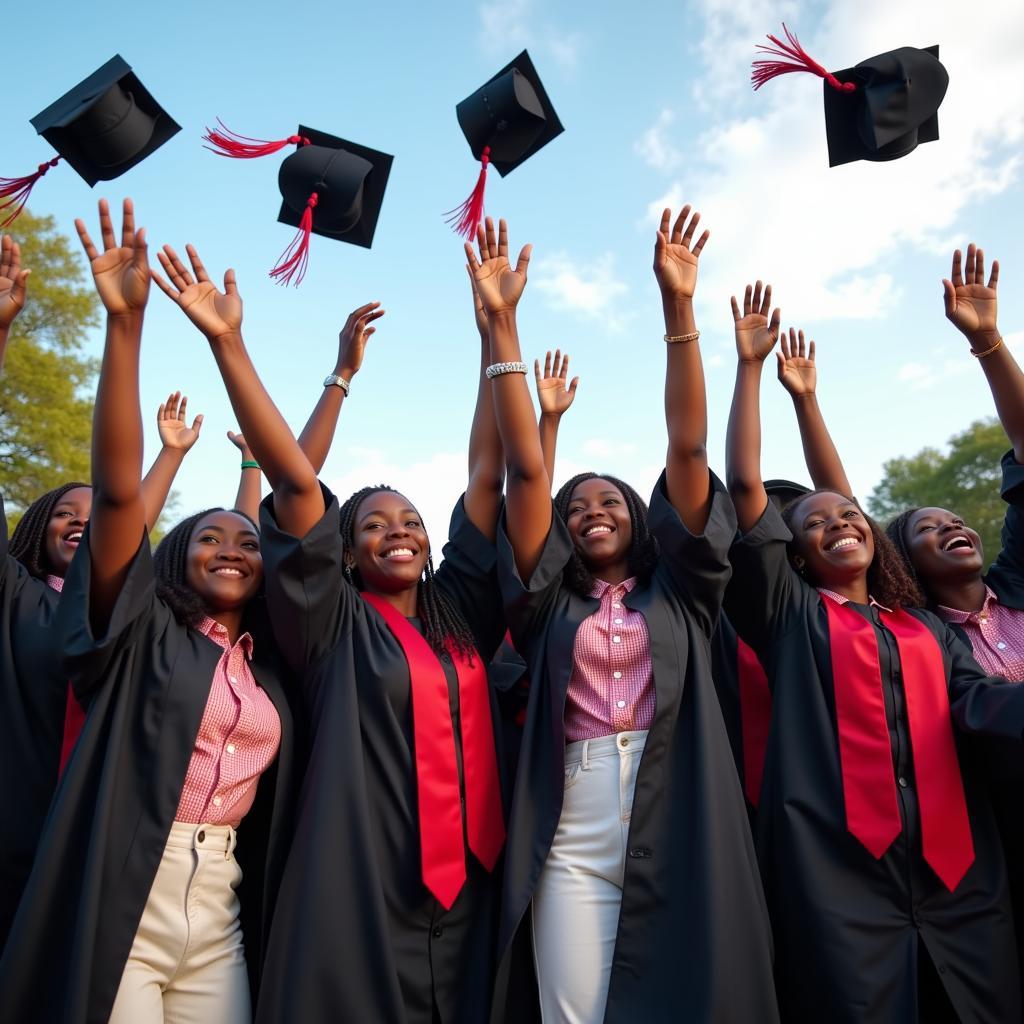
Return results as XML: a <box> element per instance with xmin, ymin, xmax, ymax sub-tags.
<box><xmin>44</xmin><ymin>486</ymin><xmax>92</xmax><ymax>578</ymax></box>
<box><xmin>789</xmin><ymin>491</ymin><xmax>874</xmax><ymax>588</ymax></box>
<box><xmin>564</xmin><ymin>477</ymin><xmax>633</xmax><ymax>576</ymax></box>
<box><xmin>184</xmin><ymin>510</ymin><xmax>263</xmax><ymax>612</ymax></box>
<box><xmin>349</xmin><ymin>490</ymin><xmax>430</xmax><ymax>594</ymax></box>
<box><xmin>903</xmin><ymin>506</ymin><xmax>984</xmax><ymax>587</ymax></box>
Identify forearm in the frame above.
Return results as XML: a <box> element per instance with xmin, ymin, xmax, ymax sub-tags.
<box><xmin>539</xmin><ymin>413</ymin><xmax>560</xmax><ymax>486</ymax></box>
<box><xmin>977</xmin><ymin>342</ymin><xmax>1024</xmax><ymax>462</ymax></box>
<box><xmin>792</xmin><ymin>393</ymin><xmax>852</xmax><ymax>495</ymax></box>
<box><xmin>726</xmin><ymin>360</ymin><xmax>768</xmax><ymax>532</ymax></box>
<box><xmin>140</xmin><ymin>447</ymin><xmax>186</xmax><ymax>530</ymax></box>
<box><xmin>297</xmin><ymin>376</ymin><xmax>346</xmax><ymax>475</ymax></box>
<box><xmin>233</xmin><ymin>463</ymin><xmax>262</xmax><ymax>522</ymax></box>
<box><xmin>465</xmin><ymin>333</ymin><xmax>505</xmax><ymax>539</ymax></box>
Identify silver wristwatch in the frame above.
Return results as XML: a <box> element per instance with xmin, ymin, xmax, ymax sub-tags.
<box><xmin>323</xmin><ymin>374</ymin><xmax>351</xmax><ymax>395</ymax></box>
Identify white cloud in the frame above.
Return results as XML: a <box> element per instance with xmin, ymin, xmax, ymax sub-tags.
<box><xmin>896</xmin><ymin>355</ymin><xmax>973</xmax><ymax>391</ymax></box>
<box><xmin>477</xmin><ymin>0</ymin><xmax>584</xmax><ymax>70</ymax></box>
<box><xmin>635</xmin><ymin>110</ymin><xmax>683</xmax><ymax>171</ymax></box>
<box><xmin>533</xmin><ymin>252</ymin><xmax>629</xmax><ymax>328</ymax></box>
<box><xmin>647</xmin><ymin>0</ymin><xmax>1024</xmax><ymax>325</ymax></box>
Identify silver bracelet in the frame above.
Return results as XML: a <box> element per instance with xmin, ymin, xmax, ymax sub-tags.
<box><xmin>323</xmin><ymin>373</ymin><xmax>351</xmax><ymax>395</ymax></box>
<box><xmin>485</xmin><ymin>360</ymin><xmax>528</xmax><ymax>380</ymax></box>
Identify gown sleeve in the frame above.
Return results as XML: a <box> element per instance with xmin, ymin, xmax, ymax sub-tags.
<box><xmin>259</xmin><ymin>483</ymin><xmax>357</xmax><ymax>676</ymax></box>
<box><xmin>647</xmin><ymin>470</ymin><xmax>736</xmax><ymax>637</ymax></box>
<box><xmin>983</xmin><ymin>449</ymin><xmax>1024</xmax><ymax>598</ymax></box>
<box><xmin>56</xmin><ymin>524</ymin><xmax>156</xmax><ymax>703</ymax></box>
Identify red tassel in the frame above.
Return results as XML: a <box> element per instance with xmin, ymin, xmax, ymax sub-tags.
<box><xmin>270</xmin><ymin>193</ymin><xmax>317</xmax><ymax>287</ymax></box>
<box><xmin>444</xmin><ymin>146</ymin><xmax>490</xmax><ymax>240</ymax></box>
<box><xmin>203</xmin><ymin>119</ymin><xmax>310</xmax><ymax>158</ymax></box>
<box><xmin>752</xmin><ymin>24</ymin><xmax>856</xmax><ymax>93</ymax></box>
<box><xmin>0</xmin><ymin>157</ymin><xmax>60</xmax><ymax>227</ymax></box>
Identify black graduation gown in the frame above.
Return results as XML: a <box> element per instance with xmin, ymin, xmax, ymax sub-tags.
<box><xmin>491</xmin><ymin>472</ymin><xmax>778</xmax><ymax>1024</ymax></box>
<box><xmin>0</xmin><ymin>496</ymin><xmax>67</xmax><ymax>952</ymax></box>
<box><xmin>0</xmin><ymin>528</ymin><xmax>296</xmax><ymax>1024</ymax></box>
<box><xmin>728</xmin><ymin>500</ymin><xmax>1024</xmax><ymax>1023</ymax></box>
<box><xmin>254</xmin><ymin>487</ymin><xmax>509</xmax><ymax>1024</ymax></box>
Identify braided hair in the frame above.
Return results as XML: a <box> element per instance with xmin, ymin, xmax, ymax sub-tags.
<box><xmin>9</xmin><ymin>481</ymin><xmax>91</xmax><ymax>579</ymax></box>
<box><xmin>553</xmin><ymin>472</ymin><xmax>659</xmax><ymax>597</ymax></box>
<box><xmin>338</xmin><ymin>485</ymin><xmax>478</xmax><ymax>661</ymax></box>
<box><xmin>781</xmin><ymin>490</ymin><xmax>925</xmax><ymax>610</ymax></box>
<box><xmin>884</xmin><ymin>507</ymin><xmax>927</xmax><ymax>596</ymax></box>
<box><xmin>153</xmin><ymin>507</ymin><xmax>261</xmax><ymax>628</ymax></box>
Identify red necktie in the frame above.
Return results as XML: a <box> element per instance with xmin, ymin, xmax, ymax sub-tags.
<box><xmin>737</xmin><ymin>638</ymin><xmax>771</xmax><ymax>808</ymax></box>
<box><xmin>824</xmin><ymin>595</ymin><xmax>975</xmax><ymax>891</ymax></box>
<box><xmin>361</xmin><ymin>593</ymin><xmax>505</xmax><ymax>908</ymax></box>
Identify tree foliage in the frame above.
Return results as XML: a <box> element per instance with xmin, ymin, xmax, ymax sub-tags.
<box><xmin>0</xmin><ymin>209</ymin><xmax>99</xmax><ymax>511</ymax></box>
<box><xmin>868</xmin><ymin>418</ymin><xmax>1009</xmax><ymax>566</ymax></box>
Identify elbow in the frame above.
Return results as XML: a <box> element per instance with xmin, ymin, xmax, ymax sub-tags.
<box><xmin>506</xmin><ymin>462</ymin><xmax>548</xmax><ymax>486</ymax></box>
<box><xmin>470</xmin><ymin>465</ymin><xmax>506</xmax><ymax>497</ymax></box>
<box><xmin>726</xmin><ymin>469</ymin><xmax>760</xmax><ymax>499</ymax></box>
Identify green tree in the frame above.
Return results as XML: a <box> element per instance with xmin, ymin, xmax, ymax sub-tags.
<box><xmin>868</xmin><ymin>417</ymin><xmax>1009</xmax><ymax>566</ymax></box>
<box><xmin>0</xmin><ymin>209</ymin><xmax>100</xmax><ymax>511</ymax></box>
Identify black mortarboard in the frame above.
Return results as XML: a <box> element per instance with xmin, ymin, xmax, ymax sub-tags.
<box><xmin>764</xmin><ymin>479</ymin><xmax>812</xmax><ymax>511</ymax></box>
<box><xmin>0</xmin><ymin>55</ymin><xmax>179</xmax><ymax>225</ymax></box>
<box><xmin>446</xmin><ymin>49</ymin><xmax>564</xmax><ymax>237</ymax></box>
<box><xmin>752</xmin><ymin>26</ymin><xmax>948</xmax><ymax>168</ymax></box>
<box><xmin>203</xmin><ymin>121</ymin><xmax>393</xmax><ymax>285</ymax></box>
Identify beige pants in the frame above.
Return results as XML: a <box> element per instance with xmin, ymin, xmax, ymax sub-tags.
<box><xmin>532</xmin><ymin>730</ymin><xmax>648</xmax><ymax>1024</ymax></box>
<box><xmin>108</xmin><ymin>820</ymin><xmax>250</xmax><ymax>1024</ymax></box>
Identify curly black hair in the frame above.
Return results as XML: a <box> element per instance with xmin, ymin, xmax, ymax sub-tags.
<box><xmin>883</xmin><ymin>507</ymin><xmax>928</xmax><ymax>596</ymax></box>
<box><xmin>781</xmin><ymin>490</ymin><xmax>924</xmax><ymax>610</ymax></box>
<box><xmin>153</xmin><ymin>507</ymin><xmax>261</xmax><ymax>628</ymax></box>
<box><xmin>553</xmin><ymin>472</ymin><xmax>659</xmax><ymax>597</ymax></box>
<box><xmin>9</xmin><ymin>481</ymin><xmax>91</xmax><ymax>580</ymax></box>
<box><xmin>339</xmin><ymin>485</ymin><xmax>478</xmax><ymax>661</ymax></box>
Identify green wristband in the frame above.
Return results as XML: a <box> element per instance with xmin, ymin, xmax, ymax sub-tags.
<box><xmin>240</xmin><ymin>460</ymin><xmax>260</xmax><ymax>470</ymax></box>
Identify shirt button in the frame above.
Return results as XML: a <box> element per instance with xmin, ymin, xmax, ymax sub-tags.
<box><xmin>619</xmin><ymin>736</ymin><xmax>629</xmax><ymax>748</ymax></box>
<box><xmin>898</xmin><ymin>777</ymin><xmax>908</xmax><ymax>789</ymax></box>
<box><xmin>226</xmin><ymin>743</ymin><xmax>235</xmax><ymax>754</ymax></box>
<box><xmin>612</xmin><ymin>603</ymin><xmax>621</xmax><ymax>609</ymax></box>
<box><xmin>614</xmin><ymin>618</ymin><xmax>623</xmax><ymax>625</ymax></box>
<box><xmin>616</xmin><ymin>700</ymin><xmax>626</xmax><ymax>709</ymax></box>
<box><xmin>613</xmin><ymin>671</ymin><xmax>622</xmax><ymax>680</ymax></box>
<box><xmin>997</xmin><ymin>642</ymin><xmax>1007</xmax><ymax>651</ymax></box>
<box><xmin>213</xmin><ymin>796</ymin><xmax>223</xmax><ymax>807</ymax></box>
<box><xmin>230</xmin><ymin>677</ymin><xmax>238</xmax><ymax>684</ymax></box>
<box><xmin>612</xmin><ymin>636</ymin><xmax>621</xmax><ymax>644</ymax></box>
<box><xmin>432</xmin><ymin>926</ymin><xmax>444</xmax><ymax>938</ymax></box>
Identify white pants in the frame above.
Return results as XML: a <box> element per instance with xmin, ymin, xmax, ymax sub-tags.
<box><xmin>532</xmin><ymin>730</ymin><xmax>648</xmax><ymax>1024</ymax></box>
<box><xmin>109</xmin><ymin>821</ymin><xmax>251</xmax><ymax>1024</ymax></box>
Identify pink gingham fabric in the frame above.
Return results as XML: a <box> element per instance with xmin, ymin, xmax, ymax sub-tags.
<box><xmin>937</xmin><ymin>586</ymin><xmax>1024</xmax><ymax>682</ymax></box>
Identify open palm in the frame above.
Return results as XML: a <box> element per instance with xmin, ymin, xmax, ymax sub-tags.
<box><xmin>75</xmin><ymin>198</ymin><xmax>150</xmax><ymax>316</ymax></box>
<box><xmin>732</xmin><ymin>281</ymin><xmax>780</xmax><ymax>362</ymax></box>
<box><xmin>776</xmin><ymin>328</ymin><xmax>816</xmax><ymax>397</ymax></box>
<box><xmin>152</xmin><ymin>244</ymin><xmax>242</xmax><ymax>339</ymax></box>
<box><xmin>0</xmin><ymin>236</ymin><xmax>29</xmax><ymax>329</ymax></box>
<box><xmin>653</xmin><ymin>206</ymin><xmax>709</xmax><ymax>300</ymax></box>
<box><xmin>535</xmin><ymin>349</ymin><xmax>579</xmax><ymax>415</ymax></box>
<box><xmin>157</xmin><ymin>392</ymin><xmax>204</xmax><ymax>451</ymax></box>
<box><xmin>464</xmin><ymin>217</ymin><xmax>532</xmax><ymax>316</ymax></box>
<box><xmin>944</xmin><ymin>244</ymin><xmax>998</xmax><ymax>339</ymax></box>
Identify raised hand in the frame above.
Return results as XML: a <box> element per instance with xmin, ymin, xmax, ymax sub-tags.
<box><xmin>227</xmin><ymin>430</ymin><xmax>253</xmax><ymax>460</ymax></box>
<box><xmin>152</xmin><ymin>244</ymin><xmax>242</xmax><ymax>340</ymax></box>
<box><xmin>75</xmin><ymin>198</ymin><xmax>150</xmax><ymax>317</ymax></box>
<box><xmin>0</xmin><ymin>236</ymin><xmax>30</xmax><ymax>330</ymax></box>
<box><xmin>776</xmin><ymin>328</ymin><xmax>816</xmax><ymax>397</ymax></box>
<box><xmin>157</xmin><ymin>391</ymin><xmax>204</xmax><ymax>451</ymax></box>
<box><xmin>337</xmin><ymin>301</ymin><xmax>384</xmax><ymax>380</ymax></box>
<box><xmin>467</xmin><ymin>266</ymin><xmax>488</xmax><ymax>338</ymax></box>
<box><xmin>943</xmin><ymin>243</ymin><xmax>999</xmax><ymax>348</ymax></box>
<box><xmin>653</xmin><ymin>206</ymin><xmax>710</xmax><ymax>301</ymax></box>
<box><xmin>464</xmin><ymin>217</ymin><xmax>532</xmax><ymax>317</ymax></box>
<box><xmin>534</xmin><ymin>349</ymin><xmax>579</xmax><ymax>416</ymax></box>
<box><xmin>731</xmin><ymin>281</ymin><xmax>781</xmax><ymax>363</ymax></box>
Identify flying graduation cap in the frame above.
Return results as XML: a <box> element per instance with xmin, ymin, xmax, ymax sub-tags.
<box><xmin>203</xmin><ymin>122</ymin><xmax>393</xmax><ymax>286</ymax></box>
<box><xmin>752</xmin><ymin>25</ymin><xmax>949</xmax><ymax>167</ymax></box>
<box><xmin>0</xmin><ymin>55</ymin><xmax>180</xmax><ymax>227</ymax></box>
<box><xmin>445</xmin><ymin>50</ymin><xmax>564</xmax><ymax>239</ymax></box>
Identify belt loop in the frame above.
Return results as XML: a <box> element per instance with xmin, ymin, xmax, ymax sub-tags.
<box><xmin>582</xmin><ymin>739</ymin><xmax>590</xmax><ymax>771</ymax></box>
<box><xmin>226</xmin><ymin>826</ymin><xmax>237</xmax><ymax>860</ymax></box>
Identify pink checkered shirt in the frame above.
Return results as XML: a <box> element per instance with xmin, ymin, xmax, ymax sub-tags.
<box><xmin>936</xmin><ymin>586</ymin><xmax>1024</xmax><ymax>682</ymax></box>
<box><xmin>564</xmin><ymin>577</ymin><xmax>655</xmax><ymax>742</ymax></box>
<box><xmin>46</xmin><ymin>575</ymin><xmax>64</xmax><ymax>593</ymax></box>
<box><xmin>175</xmin><ymin>617</ymin><xmax>281</xmax><ymax>827</ymax></box>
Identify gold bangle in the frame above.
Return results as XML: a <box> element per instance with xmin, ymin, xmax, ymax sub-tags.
<box><xmin>971</xmin><ymin>336</ymin><xmax>1004</xmax><ymax>359</ymax></box>
<box><xmin>664</xmin><ymin>330</ymin><xmax>700</xmax><ymax>344</ymax></box>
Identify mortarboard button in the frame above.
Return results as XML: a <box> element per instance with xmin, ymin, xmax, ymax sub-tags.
<box><xmin>445</xmin><ymin>49</ymin><xmax>564</xmax><ymax>239</ymax></box>
<box><xmin>0</xmin><ymin>55</ymin><xmax>180</xmax><ymax>226</ymax></box>
<box><xmin>203</xmin><ymin>121</ymin><xmax>393</xmax><ymax>286</ymax></box>
<box><xmin>751</xmin><ymin>26</ymin><xmax>948</xmax><ymax>168</ymax></box>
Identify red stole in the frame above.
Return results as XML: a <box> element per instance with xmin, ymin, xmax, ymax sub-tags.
<box><xmin>822</xmin><ymin>595</ymin><xmax>974</xmax><ymax>891</ymax></box>
<box><xmin>58</xmin><ymin>684</ymin><xmax>85</xmax><ymax>777</ymax></box>
<box><xmin>361</xmin><ymin>592</ymin><xmax>505</xmax><ymax>909</ymax></box>
<box><xmin>737</xmin><ymin>639</ymin><xmax>771</xmax><ymax>808</ymax></box>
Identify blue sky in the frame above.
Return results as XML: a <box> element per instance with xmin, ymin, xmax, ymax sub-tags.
<box><xmin>5</xmin><ymin>0</ymin><xmax>1023</xmax><ymax>539</ymax></box>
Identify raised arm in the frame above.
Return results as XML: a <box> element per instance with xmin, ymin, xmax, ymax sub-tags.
<box><xmin>465</xmin><ymin>269</ymin><xmax>505</xmax><ymax>540</ymax></box>
<box><xmin>656</xmin><ymin>206</ymin><xmax>712</xmax><ymax>533</ymax></box>
<box><xmin>726</xmin><ymin>281</ymin><xmax>781</xmax><ymax>533</ymax></box>
<box><xmin>776</xmin><ymin>328</ymin><xmax>852</xmax><ymax>495</ymax></box>
<box><xmin>140</xmin><ymin>391</ymin><xmax>204</xmax><ymax>530</ymax></box>
<box><xmin>465</xmin><ymin>218</ymin><xmax>548</xmax><ymax>579</ymax></box>
<box><xmin>944</xmin><ymin>244</ymin><xmax>1024</xmax><ymax>462</ymax></box>
<box><xmin>227</xmin><ymin>430</ymin><xmax>262</xmax><ymax>522</ymax></box>
<box><xmin>76</xmin><ymin>199</ymin><xmax>151</xmax><ymax>633</ymax></box>
<box><xmin>0</xmin><ymin>236</ymin><xmax>30</xmax><ymax>374</ymax></box>
<box><xmin>534</xmin><ymin>349</ymin><xmax>578</xmax><ymax>488</ymax></box>
<box><xmin>151</xmin><ymin>244</ymin><xmax>323</xmax><ymax>538</ymax></box>
<box><xmin>297</xmin><ymin>302</ymin><xmax>384</xmax><ymax>473</ymax></box>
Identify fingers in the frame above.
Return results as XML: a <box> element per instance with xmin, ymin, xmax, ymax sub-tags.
<box><xmin>11</xmin><ymin>269</ymin><xmax>30</xmax><ymax>307</ymax></box>
<box><xmin>692</xmin><ymin>229</ymin><xmax>710</xmax><ymax>258</ymax></box>
<box><xmin>660</xmin><ymin>208</ymin><xmax>672</xmax><ymax>242</ymax></box>
<box><xmin>534</xmin><ymin>358</ymin><xmax>542</xmax><ymax>386</ymax></box>
<box><xmin>75</xmin><ymin>219</ymin><xmax>99</xmax><ymax>262</ymax></box>
<box><xmin>567</xmin><ymin>375</ymin><xmax>579</xmax><ymax>397</ymax></box>
<box><xmin>964</xmin><ymin>243</ymin><xmax>976</xmax><ymax>285</ymax></box>
<box><xmin>464</xmin><ymin>242</ymin><xmax>481</xmax><ymax>273</ymax></box>
<box><xmin>941</xmin><ymin>279</ymin><xmax>957</xmax><ymax>317</ymax></box>
<box><xmin>0</xmin><ymin>235</ymin><xmax>10</xmax><ymax>278</ymax></box>
<box><xmin>515</xmin><ymin>244</ymin><xmax>532</xmax><ymax>277</ymax></box>
<box><xmin>680</xmin><ymin>210</ymin><xmax>699</xmax><ymax>249</ymax></box>
<box><xmin>98</xmin><ymin>199</ymin><xmax>116</xmax><ymax>251</ymax></box>
<box><xmin>160</xmin><ymin>245</ymin><xmax>193</xmax><ymax>290</ymax></box>
<box><xmin>132</xmin><ymin>227</ymin><xmax>148</xmax><ymax>270</ymax></box>
<box><xmin>776</xmin><ymin>350</ymin><xmax>786</xmax><ymax>380</ymax></box>
<box><xmin>191</xmin><ymin>414</ymin><xmax>204</xmax><ymax>435</ymax></box>
<box><xmin>780</xmin><ymin>329</ymin><xmax>791</xmax><ymax>360</ymax></box>
<box><xmin>750</xmin><ymin>281</ymin><xmax>763</xmax><ymax>315</ymax></box>
<box><xmin>150</xmin><ymin>268</ymin><xmax>177</xmax><ymax>300</ymax></box>
<box><xmin>975</xmin><ymin>247</ymin><xmax>985</xmax><ymax>287</ymax></box>
<box><xmin>951</xmin><ymin>248</ymin><xmax>963</xmax><ymax>288</ymax></box>
<box><xmin>121</xmin><ymin>198</ymin><xmax>135</xmax><ymax>250</ymax></box>
<box><xmin>670</xmin><ymin>206</ymin><xmax>691</xmax><ymax>245</ymax></box>
<box><xmin>350</xmin><ymin>300</ymin><xmax>381</xmax><ymax>322</ymax></box>
<box><xmin>186</xmin><ymin>244</ymin><xmax>209</xmax><ymax>283</ymax></box>
<box><xmin>544</xmin><ymin>350</ymin><xmax>553</xmax><ymax>377</ymax></box>
<box><xmin>558</xmin><ymin>352</ymin><xmax>569</xmax><ymax>380</ymax></box>
<box><xmin>768</xmin><ymin>307</ymin><xmax>782</xmax><ymax>337</ymax></box>
<box><xmin>989</xmin><ymin>259</ymin><xmax>1000</xmax><ymax>291</ymax></box>
<box><xmin>484</xmin><ymin>217</ymin><xmax>497</xmax><ymax>260</ymax></box>
<box><xmin>808</xmin><ymin>339</ymin><xmax>816</xmax><ymax>362</ymax></box>
<box><xmin>497</xmin><ymin>219</ymin><xmax>508</xmax><ymax>259</ymax></box>
<box><xmin>178</xmin><ymin>395</ymin><xmax>188</xmax><ymax>421</ymax></box>
<box><xmin>731</xmin><ymin>295</ymin><xmax>741</xmax><ymax>322</ymax></box>
<box><xmin>224</xmin><ymin>268</ymin><xmax>238</xmax><ymax>296</ymax></box>
<box><xmin>760</xmin><ymin>283</ymin><xmax>772</xmax><ymax>318</ymax></box>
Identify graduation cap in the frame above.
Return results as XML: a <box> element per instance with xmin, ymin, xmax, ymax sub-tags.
<box><xmin>203</xmin><ymin>121</ymin><xmax>393</xmax><ymax>286</ymax></box>
<box><xmin>0</xmin><ymin>55</ymin><xmax>180</xmax><ymax>227</ymax></box>
<box><xmin>445</xmin><ymin>49</ymin><xmax>564</xmax><ymax>239</ymax></box>
<box><xmin>764</xmin><ymin>479</ymin><xmax>811</xmax><ymax>511</ymax></box>
<box><xmin>751</xmin><ymin>25</ymin><xmax>948</xmax><ymax>167</ymax></box>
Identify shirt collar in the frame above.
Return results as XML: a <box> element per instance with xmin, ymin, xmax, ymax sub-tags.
<box><xmin>46</xmin><ymin>574</ymin><xmax>64</xmax><ymax>593</ymax></box>
<box><xmin>196</xmin><ymin>615</ymin><xmax>254</xmax><ymax>659</ymax></box>
<box><xmin>589</xmin><ymin>576</ymin><xmax>638</xmax><ymax>599</ymax></box>
<box><xmin>817</xmin><ymin>587</ymin><xmax>893</xmax><ymax>614</ymax></box>
<box><xmin>937</xmin><ymin>585</ymin><xmax>999</xmax><ymax>625</ymax></box>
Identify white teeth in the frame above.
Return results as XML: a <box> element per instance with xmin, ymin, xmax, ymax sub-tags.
<box><xmin>383</xmin><ymin>548</ymin><xmax>415</xmax><ymax>559</ymax></box>
<box><xmin>944</xmin><ymin>536</ymin><xmax>972</xmax><ymax>552</ymax></box>
<box><xmin>66</xmin><ymin>532</ymin><xmax>82</xmax><ymax>542</ymax></box>
<box><xmin>583</xmin><ymin>525</ymin><xmax>612</xmax><ymax>537</ymax></box>
<box><xmin>827</xmin><ymin>536</ymin><xmax>860</xmax><ymax>552</ymax></box>
<box><xmin>213</xmin><ymin>567</ymin><xmax>243</xmax><ymax>576</ymax></box>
